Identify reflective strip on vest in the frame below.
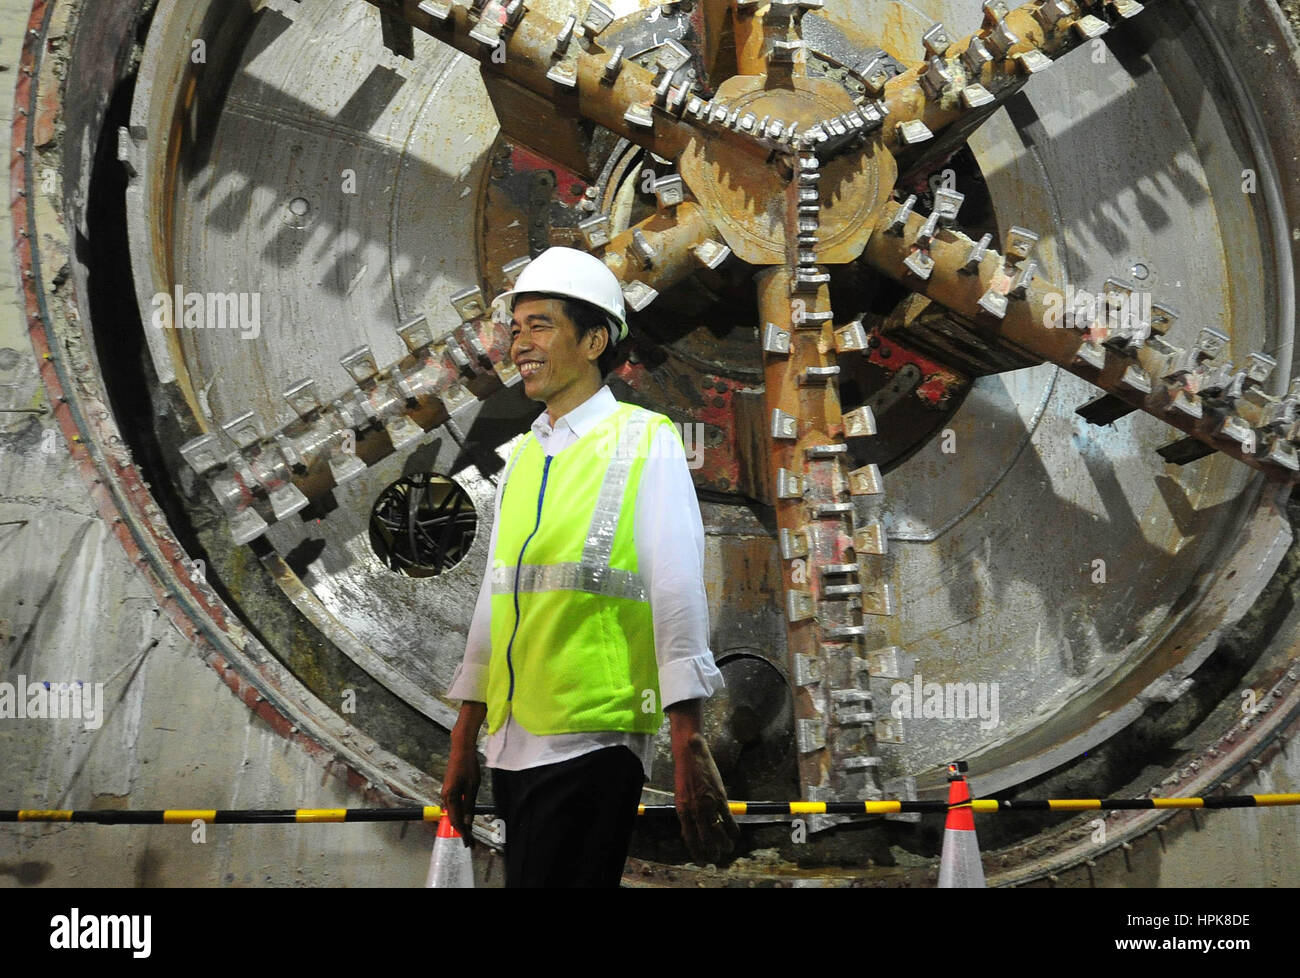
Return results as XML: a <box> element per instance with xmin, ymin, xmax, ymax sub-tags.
<box><xmin>490</xmin><ymin>408</ymin><xmax>652</xmax><ymax>600</ymax></box>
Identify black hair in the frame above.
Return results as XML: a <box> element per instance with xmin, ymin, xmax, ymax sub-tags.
<box><xmin>560</xmin><ymin>296</ymin><xmax>622</xmax><ymax>378</ymax></box>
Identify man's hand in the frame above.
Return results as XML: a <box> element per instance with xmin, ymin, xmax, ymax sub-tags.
<box><xmin>667</xmin><ymin>700</ymin><xmax>741</xmax><ymax>865</ymax></box>
<box><xmin>441</xmin><ymin>702</ymin><xmax>486</xmax><ymax>848</ymax></box>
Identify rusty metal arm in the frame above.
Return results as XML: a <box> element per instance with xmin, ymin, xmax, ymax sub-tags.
<box><xmin>863</xmin><ymin>195</ymin><xmax>1300</xmax><ymax>482</ymax></box>
<box><xmin>593</xmin><ymin>199</ymin><xmax>729</xmax><ymax>312</ymax></box>
<box><xmin>880</xmin><ymin>0</ymin><xmax>1157</xmax><ymax>160</ymax></box>
<box><xmin>363</xmin><ymin>1</ymin><xmax>723</xmax><ymax>164</ymax></box>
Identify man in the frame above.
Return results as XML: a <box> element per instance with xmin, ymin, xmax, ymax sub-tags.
<box><xmin>441</xmin><ymin>246</ymin><xmax>741</xmax><ymax>886</ymax></box>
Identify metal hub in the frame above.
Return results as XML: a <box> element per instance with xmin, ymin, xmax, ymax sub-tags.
<box><xmin>679</xmin><ymin>73</ymin><xmax>896</xmax><ymax>264</ymax></box>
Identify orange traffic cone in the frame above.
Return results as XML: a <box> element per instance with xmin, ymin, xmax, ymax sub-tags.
<box><xmin>425</xmin><ymin>814</ymin><xmax>475</xmax><ymax>888</ymax></box>
<box><xmin>937</xmin><ymin>761</ymin><xmax>986</xmax><ymax>888</ymax></box>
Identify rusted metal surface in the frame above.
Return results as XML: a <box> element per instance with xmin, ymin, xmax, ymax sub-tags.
<box><xmin>757</xmin><ymin>265</ymin><xmax>888</xmax><ymax>821</ymax></box>
<box><xmin>679</xmin><ymin>73</ymin><xmax>895</xmax><ymax>265</ymax></box>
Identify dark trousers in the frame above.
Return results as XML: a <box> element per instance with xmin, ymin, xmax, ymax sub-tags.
<box><xmin>489</xmin><ymin>745</ymin><xmax>646</xmax><ymax>887</ymax></box>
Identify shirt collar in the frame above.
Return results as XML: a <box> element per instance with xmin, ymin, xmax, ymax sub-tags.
<box><xmin>531</xmin><ymin>385</ymin><xmax>618</xmax><ymax>442</ymax></box>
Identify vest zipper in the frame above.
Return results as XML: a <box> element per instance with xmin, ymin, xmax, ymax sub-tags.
<box><xmin>505</xmin><ymin>453</ymin><xmax>552</xmax><ymax>703</ymax></box>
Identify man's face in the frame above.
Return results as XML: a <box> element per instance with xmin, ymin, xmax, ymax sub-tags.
<box><xmin>510</xmin><ymin>295</ymin><xmax>604</xmax><ymax>404</ymax></box>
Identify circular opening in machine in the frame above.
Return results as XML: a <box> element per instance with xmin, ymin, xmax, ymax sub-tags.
<box><xmin>368</xmin><ymin>473</ymin><xmax>477</xmax><ymax>577</ymax></box>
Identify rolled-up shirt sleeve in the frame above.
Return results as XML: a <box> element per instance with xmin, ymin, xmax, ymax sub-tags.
<box><xmin>444</xmin><ymin>474</ymin><xmax>504</xmax><ymax>703</ymax></box>
<box><xmin>637</xmin><ymin>422</ymin><xmax>724</xmax><ymax>708</ymax></box>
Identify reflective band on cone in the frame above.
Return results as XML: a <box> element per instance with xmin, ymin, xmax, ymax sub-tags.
<box><xmin>937</xmin><ymin>773</ymin><xmax>986</xmax><ymax>889</ymax></box>
<box><xmin>425</xmin><ymin>815</ymin><xmax>474</xmax><ymax>888</ymax></box>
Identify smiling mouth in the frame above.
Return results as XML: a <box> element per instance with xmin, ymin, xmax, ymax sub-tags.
<box><xmin>518</xmin><ymin>361</ymin><xmax>544</xmax><ymax>378</ymax></box>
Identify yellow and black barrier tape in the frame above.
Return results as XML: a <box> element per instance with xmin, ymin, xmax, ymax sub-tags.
<box><xmin>4</xmin><ymin>793</ymin><xmax>1300</xmax><ymax>824</ymax></box>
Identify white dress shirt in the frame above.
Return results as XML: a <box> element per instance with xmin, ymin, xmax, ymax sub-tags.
<box><xmin>445</xmin><ymin>384</ymin><xmax>724</xmax><ymax>781</ymax></box>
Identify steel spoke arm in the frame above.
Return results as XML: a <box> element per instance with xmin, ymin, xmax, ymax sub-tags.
<box><xmin>363</xmin><ymin>1</ymin><xmax>706</xmax><ymax>163</ymax></box>
<box><xmin>863</xmin><ymin>197</ymin><xmax>1300</xmax><ymax>482</ymax></box>
<box><xmin>595</xmin><ymin>200</ymin><xmax>728</xmax><ymax>311</ymax></box>
<box><xmin>879</xmin><ymin>0</ymin><xmax>1156</xmax><ymax>162</ymax></box>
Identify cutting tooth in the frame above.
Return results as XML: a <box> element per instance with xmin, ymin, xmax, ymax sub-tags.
<box><xmin>960</xmin><ymin>83</ymin><xmax>996</xmax><ymax>109</ymax></box>
<box><xmin>631</xmin><ymin>228</ymin><xmax>657</xmax><ymax>268</ymax></box>
<box><xmin>284</xmin><ymin>378</ymin><xmax>323</xmax><ymax>420</ymax></box>
<box><xmin>603</xmin><ymin>44</ymin><xmax>625</xmax><ymax>82</ymax></box>
<box><xmin>834</xmin><ymin>321</ymin><xmax>869</xmax><ymax>353</ymax></box>
<box><xmin>1262</xmin><ymin>434</ymin><xmax>1300</xmax><ymax>471</ymax></box>
<box><xmin>779</xmin><ymin>527</ymin><xmax>810</xmax><ymax>559</ymax></box>
<box><xmin>806</xmin><ymin>443</ymin><xmax>849</xmax><ymax>460</ymax></box>
<box><xmin>763</xmin><ymin>323</ymin><xmax>791</xmax><ymax>355</ymax></box>
<box><xmin>383</xmin><ymin>414</ymin><xmax>426</xmax><ymax>453</ymax></box>
<box><xmin>771</xmin><ymin>408</ymin><xmax>800</xmax><ymax>439</ymax></box>
<box><xmin>903</xmin><ymin>249</ymin><xmax>935</xmax><ymax>281</ymax></box>
<box><xmin>978</xmin><ymin>288</ymin><xmax>1009</xmax><ymax>319</ymax></box>
<box><xmin>692</xmin><ymin>240</ymin><xmax>731</xmax><ymax>270</ymax></box>
<box><xmin>1005</xmin><ymin>226</ymin><xmax>1040</xmax><ymax>262</ymax></box>
<box><xmin>1009</xmin><ymin>260</ymin><xmax>1039</xmax><ymax>298</ymax></box>
<box><xmin>1215</xmin><ymin>413</ymin><xmax>1257</xmax><ymax>453</ymax></box>
<box><xmin>395</xmin><ymin>315</ymin><xmax>435</xmax><ymax>354</ymax></box>
<box><xmin>624</xmin><ymin>102</ymin><xmax>654</xmax><ymax>129</ymax></box>
<box><xmin>1034</xmin><ymin>0</ymin><xmax>1075</xmax><ymax>29</ymax></box>
<box><xmin>655</xmin><ymin>38</ymin><xmax>691</xmax><ymax>71</ymax></box>
<box><xmin>1120</xmin><ymin>364</ymin><xmax>1153</xmax><ymax>394</ymax></box>
<box><xmin>501</xmin><ymin>256</ymin><xmax>532</xmax><ymax>288</ymax></box>
<box><xmin>982</xmin><ymin>1</ymin><xmax>1021</xmax><ymax>58</ymax></box>
<box><xmin>1245</xmin><ymin>352</ymin><xmax>1278</xmax><ymax>386</ymax></box>
<box><xmin>1075</xmin><ymin>340</ymin><xmax>1107</xmax><ymax>371</ymax></box>
<box><xmin>652</xmin><ymin>175</ymin><xmax>685</xmax><ymax>209</ymax></box>
<box><xmin>961</xmin><ymin>37</ymin><xmax>994</xmax><ymax>75</ymax></box>
<box><xmin>222</xmin><ymin>410</ymin><xmax>265</xmax><ymax>451</ymax></box>
<box><xmin>1073</xmin><ymin>14</ymin><xmax>1110</xmax><ymax>39</ymax></box>
<box><xmin>853</xmin><ymin>522</ymin><xmax>888</xmax><ymax>556</ymax></box>
<box><xmin>776</xmin><ymin>468</ymin><xmax>806</xmax><ymax>499</ymax></box>
<box><xmin>1168</xmin><ymin>389</ymin><xmax>1203</xmax><ymax>419</ymax></box>
<box><xmin>581</xmin><ymin>1</ymin><xmax>615</xmax><ymax>36</ymax></box>
<box><xmin>897</xmin><ymin>120</ymin><xmax>934</xmax><ymax>145</ymax></box>
<box><xmin>856</xmin><ymin>55</ymin><xmax>891</xmax><ymax>96</ymax></box>
<box><xmin>922</xmin><ymin>23</ymin><xmax>952</xmax><ymax>57</ymax></box>
<box><xmin>449</xmin><ymin>286</ymin><xmax>487</xmax><ymax>322</ymax></box>
<box><xmin>178</xmin><ymin>433</ymin><xmax>226</xmax><ymax>476</ymax></box>
<box><xmin>340</xmin><ymin>345</ymin><xmax>380</xmax><ymax>386</ymax></box>
<box><xmin>786</xmin><ymin>590</ymin><xmax>815</xmax><ymax>622</ymax></box>
<box><xmin>621</xmin><ymin>280</ymin><xmax>658</xmax><ymax>312</ymax></box>
<box><xmin>843</xmin><ymin>406</ymin><xmax>877</xmax><ymax>438</ymax></box>
<box><xmin>849</xmin><ymin>464</ymin><xmax>883</xmax><ymax>495</ymax></box>
<box><xmin>267</xmin><ymin>482</ymin><xmax>310</xmax><ymax>522</ymax></box>
<box><xmin>1106</xmin><ymin>0</ymin><xmax>1145</xmax><ymax>19</ymax></box>
<box><xmin>921</xmin><ymin>57</ymin><xmax>955</xmax><ymax>99</ymax></box>
<box><xmin>801</xmin><ymin>364</ymin><xmax>841</xmax><ymax>384</ymax></box>
<box><xmin>963</xmin><ymin>233</ymin><xmax>992</xmax><ymax>273</ymax></box>
<box><xmin>418</xmin><ymin>1</ymin><xmax>452</xmax><ymax>22</ymax></box>
<box><xmin>1015</xmin><ymin>48</ymin><xmax>1053</xmax><ymax>74</ymax></box>
<box><xmin>915</xmin><ymin>212</ymin><xmax>940</xmax><ymax>248</ymax></box>
<box><xmin>578</xmin><ymin>214</ymin><xmax>612</xmax><ymax>250</ymax></box>
<box><xmin>553</xmin><ymin>14</ymin><xmax>576</xmax><ymax>54</ymax></box>
<box><xmin>883</xmin><ymin>197</ymin><xmax>915</xmax><ymax>235</ymax></box>
<box><xmin>813</xmin><ymin>501</ymin><xmax>854</xmax><ymax>517</ymax></box>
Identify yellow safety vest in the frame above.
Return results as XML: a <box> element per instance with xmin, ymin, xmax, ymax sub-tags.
<box><xmin>486</xmin><ymin>402</ymin><xmax>675</xmax><ymax>736</ymax></box>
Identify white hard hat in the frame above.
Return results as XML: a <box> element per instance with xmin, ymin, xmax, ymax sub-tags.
<box><xmin>494</xmin><ymin>246</ymin><xmax>629</xmax><ymax>344</ymax></box>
